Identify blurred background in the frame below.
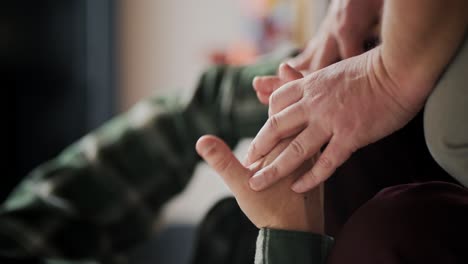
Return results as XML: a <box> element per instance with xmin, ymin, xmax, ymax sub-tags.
<box><xmin>4</xmin><ymin>0</ymin><xmax>326</xmax><ymax>262</ymax></box>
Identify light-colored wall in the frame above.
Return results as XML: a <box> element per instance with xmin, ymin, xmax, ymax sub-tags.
<box><xmin>119</xmin><ymin>0</ymin><xmax>327</xmax><ymax>111</ymax></box>
<box><xmin>120</xmin><ymin>0</ymin><xmax>248</xmax><ymax>110</ymax></box>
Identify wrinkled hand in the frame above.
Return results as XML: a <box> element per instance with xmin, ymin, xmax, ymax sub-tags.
<box><xmin>196</xmin><ymin>135</ymin><xmax>324</xmax><ymax>234</ymax></box>
<box><xmin>245</xmin><ymin>47</ymin><xmax>421</xmax><ymax>193</ymax></box>
<box><xmin>289</xmin><ymin>0</ymin><xmax>383</xmax><ymax>73</ymax></box>
<box><xmin>253</xmin><ymin>0</ymin><xmax>382</xmax><ymax>106</ymax></box>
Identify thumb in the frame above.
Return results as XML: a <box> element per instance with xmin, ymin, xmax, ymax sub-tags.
<box><xmin>278</xmin><ymin>63</ymin><xmax>303</xmax><ymax>81</ymax></box>
<box><xmin>196</xmin><ymin>135</ymin><xmax>251</xmax><ymax>191</ymax></box>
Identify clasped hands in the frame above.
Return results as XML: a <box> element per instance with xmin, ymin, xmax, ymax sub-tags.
<box><xmin>196</xmin><ymin>134</ymin><xmax>324</xmax><ymax>234</ymax></box>
<box><xmin>196</xmin><ymin>47</ymin><xmax>414</xmax><ymax>233</ymax></box>
<box><xmin>195</xmin><ymin>66</ymin><xmax>325</xmax><ymax>233</ymax></box>
<box><xmin>196</xmin><ymin>0</ymin><xmax>424</xmax><ymax>233</ymax></box>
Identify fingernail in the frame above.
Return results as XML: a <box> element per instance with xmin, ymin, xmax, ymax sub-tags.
<box><xmin>201</xmin><ymin>142</ymin><xmax>217</xmax><ymax>156</ymax></box>
<box><xmin>291</xmin><ymin>180</ymin><xmax>305</xmax><ymax>193</ymax></box>
<box><xmin>249</xmin><ymin>172</ymin><xmax>264</xmax><ymax>191</ymax></box>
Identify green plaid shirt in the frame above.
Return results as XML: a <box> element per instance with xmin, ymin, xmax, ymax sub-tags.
<box><xmin>1</xmin><ymin>49</ymin><xmax>332</xmax><ymax>264</ymax></box>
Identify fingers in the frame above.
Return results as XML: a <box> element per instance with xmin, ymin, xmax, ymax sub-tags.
<box><xmin>267</xmin><ymin>64</ymin><xmax>304</xmax><ymax>116</ymax></box>
<box><xmin>249</xmin><ymin>126</ymin><xmax>331</xmax><ymax>191</ymax></box>
<box><xmin>267</xmin><ymin>80</ymin><xmax>304</xmax><ymax>116</ymax></box>
<box><xmin>245</xmin><ymin>102</ymin><xmax>307</xmax><ymax>165</ymax></box>
<box><xmin>196</xmin><ymin>135</ymin><xmax>251</xmax><ymax>192</ymax></box>
<box><xmin>253</xmin><ymin>64</ymin><xmax>303</xmax><ymax>105</ymax></box>
<box><xmin>253</xmin><ymin>76</ymin><xmax>281</xmax><ymax>95</ymax></box>
<box><xmin>311</xmin><ymin>37</ymin><xmax>340</xmax><ymax>71</ymax></box>
<box><xmin>278</xmin><ymin>63</ymin><xmax>303</xmax><ymax>81</ymax></box>
<box><xmin>256</xmin><ymin>91</ymin><xmax>271</xmax><ymax>105</ymax></box>
<box><xmin>291</xmin><ymin>136</ymin><xmax>355</xmax><ymax>193</ymax></box>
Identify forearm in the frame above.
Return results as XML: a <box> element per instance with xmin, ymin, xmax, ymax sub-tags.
<box><xmin>379</xmin><ymin>0</ymin><xmax>468</xmax><ymax>109</ymax></box>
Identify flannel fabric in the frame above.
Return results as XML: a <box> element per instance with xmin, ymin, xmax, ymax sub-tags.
<box><xmin>255</xmin><ymin>229</ymin><xmax>334</xmax><ymax>264</ymax></box>
<box><xmin>0</xmin><ymin>49</ymin><xmax>295</xmax><ymax>264</ymax></box>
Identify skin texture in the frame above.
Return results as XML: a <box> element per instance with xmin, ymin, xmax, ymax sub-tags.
<box><xmin>248</xmin><ymin>47</ymin><xmax>412</xmax><ymax>193</ymax></box>
<box><xmin>245</xmin><ymin>0</ymin><xmax>468</xmax><ymax>193</ymax></box>
<box><xmin>253</xmin><ymin>63</ymin><xmax>304</xmax><ymax>106</ymax></box>
<box><xmin>253</xmin><ymin>0</ymin><xmax>383</xmax><ymax>104</ymax></box>
<box><xmin>196</xmin><ymin>135</ymin><xmax>324</xmax><ymax>234</ymax></box>
<box><xmin>288</xmin><ymin>0</ymin><xmax>383</xmax><ymax>73</ymax></box>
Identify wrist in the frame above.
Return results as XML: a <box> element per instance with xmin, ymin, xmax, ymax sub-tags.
<box><xmin>379</xmin><ymin>0</ymin><xmax>468</xmax><ymax>113</ymax></box>
<box><xmin>368</xmin><ymin>46</ymin><xmax>429</xmax><ymax>116</ymax></box>
<box><xmin>266</xmin><ymin>186</ymin><xmax>325</xmax><ymax>235</ymax></box>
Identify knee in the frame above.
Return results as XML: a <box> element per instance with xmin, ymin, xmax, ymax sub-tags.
<box><xmin>327</xmin><ymin>182</ymin><xmax>468</xmax><ymax>264</ymax></box>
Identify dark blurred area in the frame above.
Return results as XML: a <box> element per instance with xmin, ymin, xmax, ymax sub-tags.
<box><xmin>2</xmin><ymin>0</ymin><xmax>117</xmax><ymax>202</ymax></box>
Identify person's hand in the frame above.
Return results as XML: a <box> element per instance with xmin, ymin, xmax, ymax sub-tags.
<box><xmin>253</xmin><ymin>63</ymin><xmax>304</xmax><ymax>105</ymax></box>
<box><xmin>289</xmin><ymin>0</ymin><xmax>383</xmax><ymax>73</ymax></box>
<box><xmin>196</xmin><ymin>135</ymin><xmax>324</xmax><ymax>234</ymax></box>
<box><xmin>245</xmin><ymin>47</ymin><xmax>423</xmax><ymax>193</ymax></box>
<box><xmin>252</xmin><ymin>0</ymin><xmax>382</xmax><ymax>106</ymax></box>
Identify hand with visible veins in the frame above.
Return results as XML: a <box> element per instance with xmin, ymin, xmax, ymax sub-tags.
<box><xmin>245</xmin><ymin>0</ymin><xmax>468</xmax><ymax>194</ymax></box>
<box><xmin>247</xmin><ymin>47</ymin><xmax>416</xmax><ymax>193</ymax></box>
<box><xmin>253</xmin><ymin>0</ymin><xmax>382</xmax><ymax>106</ymax></box>
<box><xmin>289</xmin><ymin>0</ymin><xmax>383</xmax><ymax>73</ymax></box>
<box><xmin>196</xmin><ymin>135</ymin><xmax>324</xmax><ymax>234</ymax></box>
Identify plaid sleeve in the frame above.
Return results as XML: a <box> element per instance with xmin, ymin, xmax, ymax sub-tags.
<box><xmin>255</xmin><ymin>229</ymin><xmax>334</xmax><ymax>264</ymax></box>
<box><xmin>0</xmin><ymin>50</ymin><xmax>294</xmax><ymax>263</ymax></box>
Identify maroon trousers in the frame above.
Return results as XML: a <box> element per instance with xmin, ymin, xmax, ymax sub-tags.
<box><xmin>324</xmin><ymin>111</ymin><xmax>468</xmax><ymax>263</ymax></box>
<box><xmin>327</xmin><ymin>181</ymin><xmax>468</xmax><ymax>264</ymax></box>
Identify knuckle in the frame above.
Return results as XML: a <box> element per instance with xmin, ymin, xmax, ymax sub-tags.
<box><xmin>214</xmin><ymin>157</ymin><xmax>234</xmax><ymax>174</ymax></box>
<box><xmin>290</xmin><ymin>139</ymin><xmax>307</xmax><ymax>157</ymax></box>
<box><xmin>309</xmin><ymin>171</ymin><xmax>322</xmax><ymax>186</ymax></box>
<box><xmin>317</xmin><ymin>155</ymin><xmax>333</xmax><ymax>170</ymax></box>
<box><xmin>264</xmin><ymin>165</ymin><xmax>279</xmax><ymax>182</ymax></box>
<box><xmin>268</xmin><ymin>115</ymin><xmax>280</xmax><ymax>131</ymax></box>
<box><xmin>269</xmin><ymin>91</ymin><xmax>280</xmax><ymax>107</ymax></box>
<box><xmin>303</xmin><ymin>169</ymin><xmax>321</xmax><ymax>189</ymax></box>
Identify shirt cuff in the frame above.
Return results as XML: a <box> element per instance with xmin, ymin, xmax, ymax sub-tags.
<box><xmin>255</xmin><ymin>228</ymin><xmax>334</xmax><ymax>264</ymax></box>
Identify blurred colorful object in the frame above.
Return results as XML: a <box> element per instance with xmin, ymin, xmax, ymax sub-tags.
<box><xmin>209</xmin><ymin>0</ymin><xmax>308</xmax><ymax>65</ymax></box>
<box><xmin>238</xmin><ymin>0</ymin><xmax>277</xmax><ymax>18</ymax></box>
